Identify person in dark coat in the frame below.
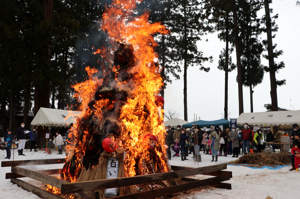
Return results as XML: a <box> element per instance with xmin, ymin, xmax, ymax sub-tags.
<box><xmin>219</xmin><ymin>129</ymin><xmax>228</xmax><ymax>156</ymax></box>
<box><xmin>30</xmin><ymin>129</ymin><xmax>38</xmax><ymax>152</ymax></box>
<box><xmin>165</xmin><ymin>125</ymin><xmax>173</xmax><ymax>160</ymax></box>
<box><xmin>179</xmin><ymin>129</ymin><xmax>189</xmax><ymax>161</ymax></box>
<box><xmin>290</xmin><ymin>123</ymin><xmax>300</xmax><ymax>141</ymax></box>
<box><xmin>16</xmin><ymin>123</ymin><xmax>26</xmax><ymax>156</ymax></box>
<box><xmin>4</xmin><ymin>129</ymin><xmax>13</xmax><ymax>159</ymax></box>
<box><xmin>266</xmin><ymin>130</ymin><xmax>274</xmax><ymax>142</ymax></box>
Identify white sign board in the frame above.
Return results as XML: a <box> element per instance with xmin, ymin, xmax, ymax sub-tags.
<box><xmin>45</xmin><ymin>133</ymin><xmax>50</xmax><ymax>139</ymax></box>
<box><xmin>104</xmin><ymin>158</ymin><xmax>119</xmax><ymax>197</ymax></box>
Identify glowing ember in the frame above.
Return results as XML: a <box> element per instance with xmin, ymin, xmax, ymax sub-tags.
<box><xmin>46</xmin><ymin>184</ymin><xmax>61</xmax><ymax>195</ymax></box>
<box><xmin>61</xmin><ymin>0</ymin><xmax>169</xmax><ymax>184</ymax></box>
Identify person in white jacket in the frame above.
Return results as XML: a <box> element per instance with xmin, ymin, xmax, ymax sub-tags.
<box><xmin>53</xmin><ymin>132</ymin><xmax>64</xmax><ymax>154</ymax></box>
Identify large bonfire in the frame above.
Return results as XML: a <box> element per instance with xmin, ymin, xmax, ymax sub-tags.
<box><xmin>58</xmin><ymin>0</ymin><xmax>171</xmax><ymax>196</ymax></box>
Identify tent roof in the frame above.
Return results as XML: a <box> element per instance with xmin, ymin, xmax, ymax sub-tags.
<box><xmin>237</xmin><ymin>110</ymin><xmax>300</xmax><ymax>127</ymax></box>
<box><xmin>164</xmin><ymin>118</ymin><xmax>189</xmax><ymax>126</ymax></box>
<box><xmin>182</xmin><ymin>119</ymin><xmax>229</xmax><ymax>128</ymax></box>
<box><xmin>31</xmin><ymin>107</ymin><xmax>82</xmax><ymax>127</ymax></box>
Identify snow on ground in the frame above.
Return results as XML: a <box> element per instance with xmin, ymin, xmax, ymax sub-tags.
<box><xmin>0</xmin><ymin>148</ymin><xmax>297</xmax><ymax>199</ymax></box>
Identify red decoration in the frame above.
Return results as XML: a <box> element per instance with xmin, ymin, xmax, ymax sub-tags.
<box><xmin>102</xmin><ymin>137</ymin><xmax>117</xmax><ymax>153</ymax></box>
<box><xmin>155</xmin><ymin>95</ymin><xmax>164</xmax><ymax>106</ymax></box>
<box><xmin>144</xmin><ymin>134</ymin><xmax>158</xmax><ymax>149</ymax></box>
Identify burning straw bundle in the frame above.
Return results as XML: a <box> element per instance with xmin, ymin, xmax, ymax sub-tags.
<box><xmin>230</xmin><ymin>152</ymin><xmax>291</xmax><ymax>167</ymax></box>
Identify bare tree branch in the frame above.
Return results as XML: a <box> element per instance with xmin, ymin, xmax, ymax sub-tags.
<box><xmin>164</xmin><ymin>109</ymin><xmax>181</xmax><ymax>120</ymax></box>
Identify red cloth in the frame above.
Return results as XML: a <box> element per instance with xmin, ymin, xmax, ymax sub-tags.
<box><xmin>242</xmin><ymin>128</ymin><xmax>252</xmax><ymax>141</ymax></box>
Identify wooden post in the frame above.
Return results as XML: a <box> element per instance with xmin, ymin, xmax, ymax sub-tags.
<box><xmin>110</xmin><ymin>176</ymin><xmax>230</xmax><ymax>199</ymax></box>
<box><xmin>1</xmin><ymin>158</ymin><xmax>65</xmax><ymax>167</ymax></box>
<box><xmin>61</xmin><ymin>164</ymin><xmax>227</xmax><ymax>194</ymax></box>
<box><xmin>11</xmin><ymin>178</ymin><xmax>64</xmax><ymax>199</ymax></box>
<box><xmin>11</xmin><ymin>166</ymin><xmax>66</xmax><ymax>188</ymax></box>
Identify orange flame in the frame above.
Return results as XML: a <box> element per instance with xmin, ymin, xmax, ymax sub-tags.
<box><xmin>62</xmin><ymin>0</ymin><xmax>170</xmax><ymax>182</ymax></box>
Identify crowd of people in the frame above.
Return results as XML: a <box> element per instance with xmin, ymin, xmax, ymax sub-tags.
<box><xmin>2</xmin><ymin>123</ymin><xmax>66</xmax><ymax>159</ymax></box>
<box><xmin>164</xmin><ymin>122</ymin><xmax>294</xmax><ymax>164</ymax></box>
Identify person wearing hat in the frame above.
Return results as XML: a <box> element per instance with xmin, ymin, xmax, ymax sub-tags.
<box><xmin>4</xmin><ymin>129</ymin><xmax>13</xmax><ymax>159</ymax></box>
<box><xmin>291</xmin><ymin>123</ymin><xmax>300</xmax><ymax>141</ymax></box>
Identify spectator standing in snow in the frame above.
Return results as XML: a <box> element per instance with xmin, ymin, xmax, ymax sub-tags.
<box><xmin>165</xmin><ymin>125</ymin><xmax>173</xmax><ymax>160</ymax></box>
<box><xmin>253</xmin><ymin>129</ymin><xmax>265</xmax><ymax>153</ymax></box>
<box><xmin>53</xmin><ymin>132</ymin><xmax>64</xmax><ymax>155</ymax></box>
<box><xmin>291</xmin><ymin>142</ymin><xmax>300</xmax><ymax>171</ymax></box>
<box><xmin>4</xmin><ymin>130</ymin><xmax>13</xmax><ymax>159</ymax></box>
<box><xmin>230</xmin><ymin>127</ymin><xmax>240</xmax><ymax>158</ymax></box>
<box><xmin>209</xmin><ymin>126</ymin><xmax>220</xmax><ymax>162</ymax></box>
<box><xmin>219</xmin><ymin>128</ymin><xmax>228</xmax><ymax>156</ymax></box>
<box><xmin>16</xmin><ymin>123</ymin><xmax>26</xmax><ymax>156</ymax></box>
<box><xmin>290</xmin><ymin>135</ymin><xmax>300</xmax><ymax>171</ymax></box>
<box><xmin>242</xmin><ymin>123</ymin><xmax>252</xmax><ymax>154</ymax></box>
<box><xmin>29</xmin><ymin>129</ymin><xmax>38</xmax><ymax>152</ymax></box>
<box><xmin>180</xmin><ymin>129</ymin><xmax>188</xmax><ymax>161</ymax></box>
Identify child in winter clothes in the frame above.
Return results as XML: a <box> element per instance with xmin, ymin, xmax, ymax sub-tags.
<box><xmin>172</xmin><ymin>139</ymin><xmax>180</xmax><ymax>157</ymax></box>
<box><xmin>47</xmin><ymin>139</ymin><xmax>53</xmax><ymax>154</ymax></box>
<box><xmin>4</xmin><ymin>130</ymin><xmax>13</xmax><ymax>159</ymax></box>
<box><xmin>291</xmin><ymin>144</ymin><xmax>300</xmax><ymax>171</ymax></box>
<box><xmin>206</xmin><ymin>138</ymin><xmax>211</xmax><ymax>154</ymax></box>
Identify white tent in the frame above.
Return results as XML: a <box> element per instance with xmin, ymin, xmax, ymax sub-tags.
<box><xmin>31</xmin><ymin>107</ymin><xmax>82</xmax><ymax>127</ymax></box>
<box><xmin>164</xmin><ymin>118</ymin><xmax>189</xmax><ymax>127</ymax></box>
<box><xmin>237</xmin><ymin>110</ymin><xmax>300</xmax><ymax>127</ymax></box>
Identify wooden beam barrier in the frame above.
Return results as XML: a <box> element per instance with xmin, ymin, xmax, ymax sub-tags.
<box><xmin>61</xmin><ymin>164</ymin><xmax>227</xmax><ymax>194</ymax></box>
<box><xmin>171</xmin><ymin>165</ymin><xmax>232</xmax><ymax>178</ymax></box>
<box><xmin>6</xmin><ymin>169</ymin><xmax>61</xmax><ymax>179</ymax></box>
<box><xmin>11</xmin><ymin>178</ymin><xmax>64</xmax><ymax>199</ymax></box>
<box><xmin>110</xmin><ymin>176</ymin><xmax>231</xmax><ymax>199</ymax></box>
<box><xmin>11</xmin><ymin>167</ymin><xmax>66</xmax><ymax>189</ymax></box>
<box><xmin>1</xmin><ymin>158</ymin><xmax>65</xmax><ymax>167</ymax></box>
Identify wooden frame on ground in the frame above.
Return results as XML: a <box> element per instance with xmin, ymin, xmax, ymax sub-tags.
<box><xmin>2</xmin><ymin>158</ymin><xmax>232</xmax><ymax>199</ymax></box>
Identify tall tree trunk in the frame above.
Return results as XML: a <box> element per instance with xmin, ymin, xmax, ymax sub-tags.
<box><xmin>183</xmin><ymin>0</ymin><xmax>188</xmax><ymax>121</ymax></box>
<box><xmin>250</xmin><ymin>84</ymin><xmax>253</xmax><ymax>113</ymax></box>
<box><xmin>1</xmin><ymin>100</ymin><xmax>6</xmax><ymax>136</ymax></box>
<box><xmin>232</xmin><ymin>0</ymin><xmax>244</xmax><ymax>115</ymax></box>
<box><xmin>34</xmin><ymin>0</ymin><xmax>53</xmax><ymax>114</ymax></box>
<box><xmin>9</xmin><ymin>92</ymin><xmax>14</xmax><ymax>133</ymax></box>
<box><xmin>264</xmin><ymin>0</ymin><xmax>278</xmax><ymax>111</ymax></box>
<box><xmin>224</xmin><ymin>12</ymin><xmax>229</xmax><ymax>120</ymax></box>
<box><xmin>160</xmin><ymin>34</ymin><xmax>166</xmax><ymax>112</ymax></box>
<box><xmin>23</xmin><ymin>83</ymin><xmax>31</xmax><ymax>128</ymax></box>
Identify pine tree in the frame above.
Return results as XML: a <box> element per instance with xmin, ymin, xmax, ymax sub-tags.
<box><xmin>262</xmin><ymin>0</ymin><xmax>285</xmax><ymax>111</ymax></box>
<box><xmin>239</xmin><ymin>0</ymin><xmax>265</xmax><ymax>113</ymax></box>
<box><xmin>169</xmin><ymin>0</ymin><xmax>212</xmax><ymax>121</ymax></box>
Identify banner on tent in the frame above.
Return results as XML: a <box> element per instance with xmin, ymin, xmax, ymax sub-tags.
<box><xmin>230</xmin><ymin>118</ymin><xmax>237</xmax><ymax>131</ymax></box>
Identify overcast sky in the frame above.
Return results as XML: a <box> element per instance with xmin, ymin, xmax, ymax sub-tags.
<box><xmin>164</xmin><ymin>1</ymin><xmax>300</xmax><ymax>122</ymax></box>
